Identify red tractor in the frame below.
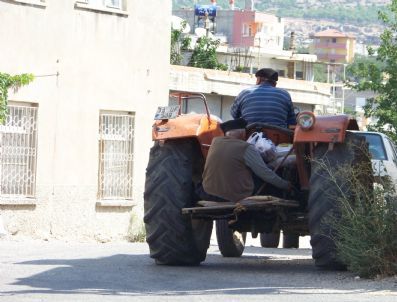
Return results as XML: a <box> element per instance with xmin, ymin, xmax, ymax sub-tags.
<box><xmin>144</xmin><ymin>93</ymin><xmax>371</xmax><ymax>268</ymax></box>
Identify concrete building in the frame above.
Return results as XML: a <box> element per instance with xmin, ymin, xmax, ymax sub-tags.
<box><xmin>0</xmin><ymin>0</ymin><xmax>171</xmax><ymax>241</ymax></box>
<box><xmin>169</xmin><ymin>65</ymin><xmax>332</xmax><ymax>119</ymax></box>
<box><xmin>342</xmin><ymin>89</ymin><xmax>376</xmax><ymax>129</ymax></box>
<box><xmin>173</xmin><ymin>3</ymin><xmax>284</xmax><ymax>50</ymax></box>
<box><xmin>216</xmin><ymin>46</ymin><xmax>317</xmax><ymax>82</ymax></box>
<box><xmin>174</xmin><ymin>2</ymin><xmax>317</xmax><ymax>89</ymax></box>
<box><xmin>310</xmin><ymin>29</ymin><xmax>356</xmax><ymax>64</ymax></box>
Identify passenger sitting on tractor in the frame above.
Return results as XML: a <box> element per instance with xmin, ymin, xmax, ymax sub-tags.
<box><xmin>200</xmin><ymin>118</ymin><xmax>292</xmax><ymax>203</ymax></box>
<box><xmin>230</xmin><ymin>68</ymin><xmax>296</xmax><ymax>129</ymax></box>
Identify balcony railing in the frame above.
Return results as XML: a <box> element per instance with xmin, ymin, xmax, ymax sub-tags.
<box><xmin>317</xmin><ymin>53</ymin><xmax>346</xmax><ymax>60</ymax></box>
<box><xmin>315</xmin><ymin>42</ymin><xmax>347</xmax><ymax>49</ymax></box>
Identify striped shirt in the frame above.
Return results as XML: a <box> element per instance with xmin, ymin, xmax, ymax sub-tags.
<box><xmin>230</xmin><ymin>83</ymin><xmax>296</xmax><ymax>128</ymax></box>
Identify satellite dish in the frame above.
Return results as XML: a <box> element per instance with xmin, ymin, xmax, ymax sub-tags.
<box><xmin>171</xmin><ymin>15</ymin><xmax>191</xmax><ymax>33</ymax></box>
<box><xmin>195</xmin><ymin>27</ymin><xmax>213</xmax><ymax>38</ymax></box>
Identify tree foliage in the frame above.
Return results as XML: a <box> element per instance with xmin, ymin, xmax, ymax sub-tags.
<box><xmin>347</xmin><ymin>0</ymin><xmax>397</xmax><ymax>143</ymax></box>
<box><xmin>313</xmin><ymin>63</ymin><xmax>328</xmax><ymax>83</ymax></box>
<box><xmin>170</xmin><ymin>21</ymin><xmax>191</xmax><ymax>65</ymax></box>
<box><xmin>346</xmin><ymin>55</ymin><xmax>384</xmax><ymax>82</ymax></box>
<box><xmin>188</xmin><ymin>36</ymin><xmax>228</xmax><ymax>70</ymax></box>
<box><xmin>0</xmin><ymin>72</ymin><xmax>34</xmax><ymax>124</ymax></box>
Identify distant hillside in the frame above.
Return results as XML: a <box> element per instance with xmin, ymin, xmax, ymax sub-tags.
<box><xmin>173</xmin><ymin>0</ymin><xmax>389</xmax><ymax>25</ymax></box>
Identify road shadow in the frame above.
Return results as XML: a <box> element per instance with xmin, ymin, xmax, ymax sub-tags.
<box><xmin>2</xmin><ymin>245</ymin><xmax>396</xmax><ymax>298</ymax></box>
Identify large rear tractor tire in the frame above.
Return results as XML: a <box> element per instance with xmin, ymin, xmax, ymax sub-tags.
<box><xmin>144</xmin><ymin>140</ymin><xmax>212</xmax><ymax>265</ymax></box>
<box><xmin>308</xmin><ymin>132</ymin><xmax>371</xmax><ymax>269</ymax></box>
<box><xmin>260</xmin><ymin>231</ymin><xmax>280</xmax><ymax>248</ymax></box>
<box><xmin>216</xmin><ymin>219</ymin><xmax>246</xmax><ymax>257</ymax></box>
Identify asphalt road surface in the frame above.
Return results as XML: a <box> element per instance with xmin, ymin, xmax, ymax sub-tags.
<box><xmin>0</xmin><ymin>235</ymin><xmax>396</xmax><ymax>302</ymax></box>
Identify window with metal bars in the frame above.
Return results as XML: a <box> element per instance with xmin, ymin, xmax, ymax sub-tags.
<box><xmin>0</xmin><ymin>104</ymin><xmax>38</xmax><ymax>198</ymax></box>
<box><xmin>98</xmin><ymin>111</ymin><xmax>134</xmax><ymax>200</ymax></box>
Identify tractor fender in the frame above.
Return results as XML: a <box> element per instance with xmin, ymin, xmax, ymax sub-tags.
<box><xmin>294</xmin><ymin>114</ymin><xmax>359</xmax><ymax>144</ymax></box>
<box><xmin>152</xmin><ymin>114</ymin><xmax>223</xmax><ymax>156</ymax></box>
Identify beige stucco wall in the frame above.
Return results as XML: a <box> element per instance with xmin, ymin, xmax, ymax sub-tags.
<box><xmin>0</xmin><ymin>0</ymin><xmax>171</xmax><ymax>241</ymax></box>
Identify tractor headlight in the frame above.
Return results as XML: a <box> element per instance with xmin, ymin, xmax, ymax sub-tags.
<box><xmin>297</xmin><ymin>112</ymin><xmax>316</xmax><ymax>131</ymax></box>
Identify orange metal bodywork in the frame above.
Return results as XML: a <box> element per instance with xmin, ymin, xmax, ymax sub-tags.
<box><xmin>152</xmin><ymin>114</ymin><xmax>223</xmax><ymax>156</ymax></box>
<box><xmin>294</xmin><ymin>114</ymin><xmax>359</xmax><ymax>144</ymax></box>
<box><xmin>293</xmin><ymin>113</ymin><xmax>360</xmax><ymax>189</ymax></box>
<box><xmin>152</xmin><ymin>104</ymin><xmax>360</xmax><ymax>190</ymax></box>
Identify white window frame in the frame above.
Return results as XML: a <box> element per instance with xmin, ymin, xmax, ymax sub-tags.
<box><xmin>75</xmin><ymin>0</ymin><xmax>128</xmax><ymax>16</ymax></box>
<box><xmin>97</xmin><ymin>111</ymin><xmax>135</xmax><ymax>203</ymax></box>
<box><xmin>0</xmin><ymin>103</ymin><xmax>38</xmax><ymax>203</ymax></box>
<box><xmin>105</xmin><ymin>0</ymin><xmax>122</xmax><ymax>10</ymax></box>
<box><xmin>242</xmin><ymin>23</ymin><xmax>252</xmax><ymax>37</ymax></box>
<box><xmin>242</xmin><ymin>24</ymin><xmax>246</xmax><ymax>36</ymax></box>
<box><xmin>11</xmin><ymin>0</ymin><xmax>46</xmax><ymax>7</ymax></box>
<box><xmin>79</xmin><ymin>0</ymin><xmax>123</xmax><ymax>10</ymax></box>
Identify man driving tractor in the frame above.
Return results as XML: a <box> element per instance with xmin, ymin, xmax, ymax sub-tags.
<box><xmin>230</xmin><ymin>68</ymin><xmax>296</xmax><ymax>129</ymax></box>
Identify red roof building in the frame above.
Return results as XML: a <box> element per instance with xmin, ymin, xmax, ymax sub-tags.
<box><xmin>310</xmin><ymin>29</ymin><xmax>356</xmax><ymax>63</ymax></box>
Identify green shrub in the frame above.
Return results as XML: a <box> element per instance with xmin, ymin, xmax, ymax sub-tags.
<box><xmin>335</xmin><ymin>179</ymin><xmax>397</xmax><ymax>278</ymax></box>
<box><xmin>0</xmin><ymin>72</ymin><xmax>34</xmax><ymax>123</ymax></box>
<box><xmin>189</xmin><ymin>36</ymin><xmax>228</xmax><ymax>70</ymax></box>
<box><xmin>321</xmin><ymin>156</ymin><xmax>397</xmax><ymax>278</ymax></box>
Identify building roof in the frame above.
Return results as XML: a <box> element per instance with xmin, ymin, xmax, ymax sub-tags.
<box><xmin>313</xmin><ymin>29</ymin><xmax>355</xmax><ymax>39</ymax></box>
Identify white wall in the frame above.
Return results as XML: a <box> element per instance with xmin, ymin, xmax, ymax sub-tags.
<box><xmin>0</xmin><ymin>0</ymin><xmax>171</xmax><ymax>241</ymax></box>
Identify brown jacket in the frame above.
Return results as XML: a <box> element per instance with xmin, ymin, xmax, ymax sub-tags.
<box><xmin>202</xmin><ymin>136</ymin><xmax>254</xmax><ymax>202</ymax></box>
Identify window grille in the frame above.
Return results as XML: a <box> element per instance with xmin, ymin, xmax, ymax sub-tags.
<box><xmin>98</xmin><ymin>112</ymin><xmax>134</xmax><ymax>200</ymax></box>
<box><xmin>0</xmin><ymin>105</ymin><xmax>38</xmax><ymax>197</ymax></box>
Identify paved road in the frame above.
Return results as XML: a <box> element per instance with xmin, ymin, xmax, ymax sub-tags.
<box><xmin>0</xmin><ymin>236</ymin><xmax>396</xmax><ymax>302</ymax></box>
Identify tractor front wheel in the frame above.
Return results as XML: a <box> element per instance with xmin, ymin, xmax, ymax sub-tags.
<box><xmin>216</xmin><ymin>219</ymin><xmax>246</xmax><ymax>257</ymax></box>
<box><xmin>260</xmin><ymin>231</ymin><xmax>280</xmax><ymax>248</ymax></box>
<box><xmin>282</xmin><ymin>233</ymin><xmax>299</xmax><ymax>248</ymax></box>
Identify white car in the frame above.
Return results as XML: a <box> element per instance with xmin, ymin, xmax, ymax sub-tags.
<box><xmin>353</xmin><ymin>131</ymin><xmax>397</xmax><ymax>186</ymax></box>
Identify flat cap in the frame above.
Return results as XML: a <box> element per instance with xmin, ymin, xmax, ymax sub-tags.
<box><xmin>255</xmin><ymin>68</ymin><xmax>278</xmax><ymax>82</ymax></box>
<box><xmin>220</xmin><ymin>118</ymin><xmax>247</xmax><ymax>133</ymax></box>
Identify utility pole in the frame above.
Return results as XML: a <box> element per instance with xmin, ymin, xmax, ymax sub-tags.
<box><xmin>327</xmin><ymin>64</ymin><xmax>330</xmax><ymax>83</ymax></box>
<box><xmin>257</xmin><ymin>36</ymin><xmax>261</xmax><ymax>70</ymax></box>
<box><xmin>332</xmin><ymin>70</ymin><xmax>336</xmax><ymax>113</ymax></box>
<box><xmin>204</xmin><ymin>13</ymin><xmax>210</xmax><ymax>37</ymax></box>
<box><xmin>342</xmin><ymin>64</ymin><xmax>346</xmax><ymax>113</ymax></box>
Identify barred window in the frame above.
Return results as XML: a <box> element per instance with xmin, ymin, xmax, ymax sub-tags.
<box><xmin>0</xmin><ymin>104</ymin><xmax>38</xmax><ymax>198</ymax></box>
<box><xmin>98</xmin><ymin>112</ymin><xmax>134</xmax><ymax>200</ymax></box>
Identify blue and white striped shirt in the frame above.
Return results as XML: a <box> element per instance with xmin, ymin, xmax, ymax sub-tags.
<box><xmin>230</xmin><ymin>83</ymin><xmax>296</xmax><ymax>128</ymax></box>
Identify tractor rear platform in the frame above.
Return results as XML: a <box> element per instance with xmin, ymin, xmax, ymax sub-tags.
<box><xmin>182</xmin><ymin>196</ymin><xmax>307</xmax><ymax>236</ymax></box>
